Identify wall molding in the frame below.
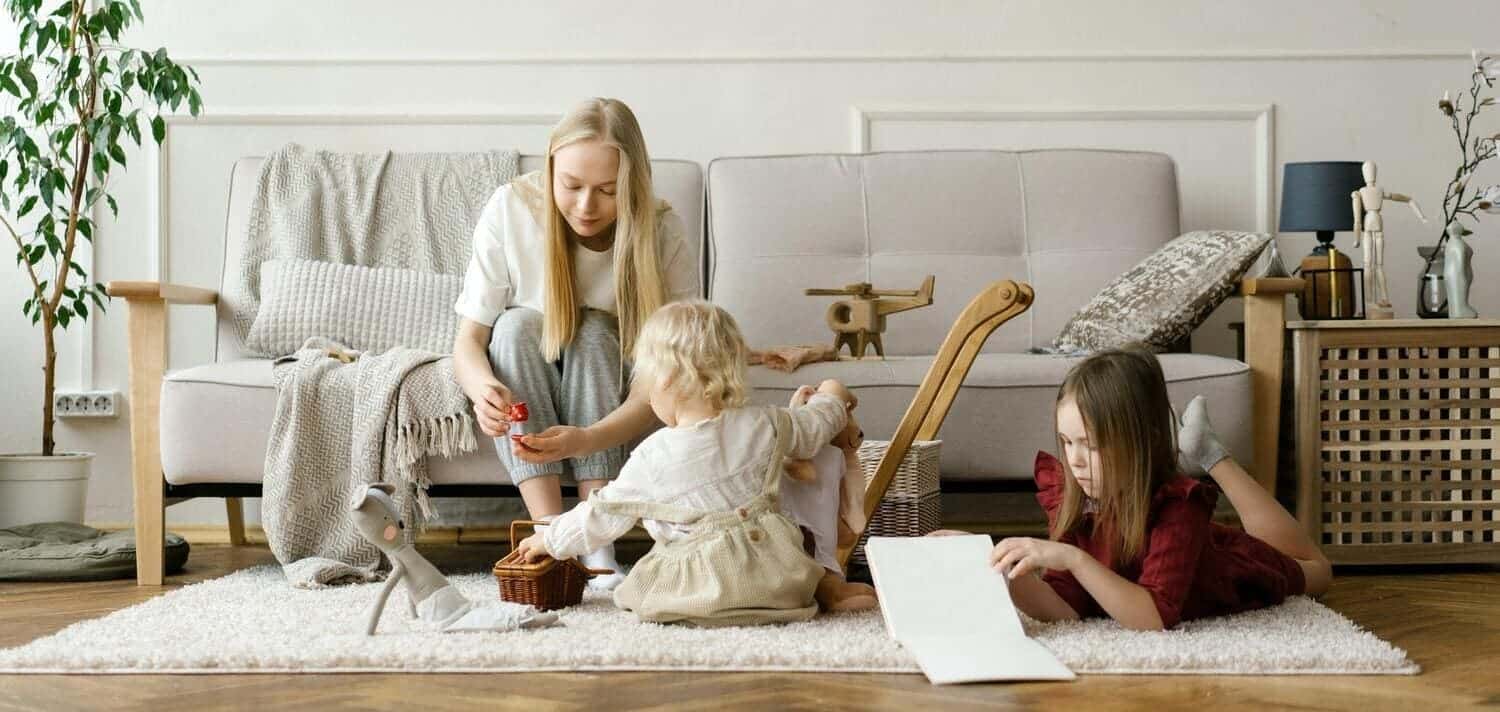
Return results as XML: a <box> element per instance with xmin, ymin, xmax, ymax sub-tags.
<box><xmin>851</xmin><ymin>104</ymin><xmax>1277</xmax><ymax>234</ymax></box>
<box><xmin>170</xmin><ymin>48</ymin><xmax>1493</xmax><ymax>67</ymax></box>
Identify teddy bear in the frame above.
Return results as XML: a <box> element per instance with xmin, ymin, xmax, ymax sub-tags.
<box><xmin>782</xmin><ymin>381</ymin><xmax>878</xmax><ymax>612</ymax></box>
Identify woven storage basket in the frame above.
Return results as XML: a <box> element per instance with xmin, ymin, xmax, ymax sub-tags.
<box><xmin>851</xmin><ymin>439</ymin><xmax>941</xmax><ymax>566</ymax></box>
<box><xmin>492</xmin><ymin>520</ymin><xmax>612</xmax><ymax>611</ymax></box>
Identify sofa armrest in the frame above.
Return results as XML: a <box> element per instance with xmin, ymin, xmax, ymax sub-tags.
<box><xmin>1240</xmin><ymin>277</ymin><xmax>1304</xmax><ymax>493</ymax></box>
<box><xmin>106</xmin><ymin>280</ymin><xmax>218</xmax><ymax>304</ymax></box>
<box><xmin>105</xmin><ymin>280</ymin><xmax>215</xmax><ymax>585</ymax></box>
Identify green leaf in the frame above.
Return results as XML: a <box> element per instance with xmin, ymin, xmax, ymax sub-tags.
<box><xmin>124</xmin><ymin>116</ymin><xmax>141</xmax><ymax>146</ymax></box>
<box><xmin>21</xmin><ymin>298</ymin><xmax>32</xmax><ymax>317</ymax></box>
<box><xmin>14</xmin><ymin>62</ymin><xmax>36</xmax><ymax>97</ymax></box>
<box><xmin>105</xmin><ymin>194</ymin><xmax>117</xmax><ymax>217</ymax></box>
<box><xmin>150</xmin><ymin>115</ymin><xmax>163</xmax><ymax>143</ymax></box>
<box><xmin>17</xmin><ymin>195</ymin><xmax>37</xmax><ymax>217</ymax></box>
<box><xmin>27</xmin><ymin>244</ymin><xmax>44</xmax><ymax>264</ymax></box>
<box><xmin>75</xmin><ymin>216</ymin><xmax>91</xmax><ymax>240</ymax></box>
<box><xmin>68</xmin><ymin>260</ymin><xmax>85</xmax><ymax>277</ymax></box>
<box><xmin>62</xmin><ymin>287</ymin><xmax>76</xmax><ymax>299</ymax></box>
<box><xmin>36</xmin><ymin>23</ymin><xmax>52</xmax><ymax>55</ymax></box>
<box><xmin>56</xmin><ymin>306</ymin><xmax>70</xmax><ymax>329</ymax></box>
<box><xmin>91</xmin><ymin>150</ymin><xmax>108</xmax><ymax>179</ymax></box>
<box><xmin>73</xmin><ymin>299</ymin><xmax>87</xmax><ymax>320</ymax></box>
<box><xmin>108</xmin><ymin>142</ymin><xmax>126</xmax><ymax>167</ymax></box>
<box><xmin>0</xmin><ymin>74</ymin><xmax>20</xmax><ymax>98</ymax></box>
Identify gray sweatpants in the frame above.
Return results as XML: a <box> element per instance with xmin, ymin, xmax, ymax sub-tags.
<box><xmin>487</xmin><ymin>307</ymin><xmax>626</xmax><ymax>484</ymax></box>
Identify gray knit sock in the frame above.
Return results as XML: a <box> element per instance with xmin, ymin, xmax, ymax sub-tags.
<box><xmin>1177</xmin><ymin>395</ymin><xmax>1229</xmax><ymax>475</ymax></box>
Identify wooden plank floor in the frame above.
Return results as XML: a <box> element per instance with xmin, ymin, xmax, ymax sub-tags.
<box><xmin>1</xmin><ymin>543</ymin><xmax>1496</xmax><ymax>711</ymax></box>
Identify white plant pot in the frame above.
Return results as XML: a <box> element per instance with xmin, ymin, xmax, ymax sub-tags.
<box><xmin>0</xmin><ymin>452</ymin><xmax>93</xmax><ymax>528</ymax></box>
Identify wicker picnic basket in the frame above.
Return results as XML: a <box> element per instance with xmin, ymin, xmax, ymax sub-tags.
<box><xmin>492</xmin><ymin>520</ymin><xmax>613</xmax><ymax>611</ymax></box>
<box><xmin>851</xmin><ymin>439</ymin><xmax>942</xmax><ymax>566</ymax></box>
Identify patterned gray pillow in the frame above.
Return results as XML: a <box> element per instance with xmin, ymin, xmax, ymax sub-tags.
<box><xmin>246</xmin><ymin>259</ymin><xmax>462</xmax><ymax>356</ymax></box>
<box><xmin>1048</xmin><ymin>230</ymin><xmax>1271</xmax><ymax>354</ymax></box>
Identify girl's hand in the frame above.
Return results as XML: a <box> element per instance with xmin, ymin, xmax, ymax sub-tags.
<box><xmin>470</xmin><ymin>382</ymin><xmax>514</xmax><ymax>437</ymax></box>
<box><xmin>514</xmin><ymin>425</ymin><xmax>592</xmax><ymax>464</ymax></box>
<box><xmin>990</xmin><ymin>537</ymin><xmax>1080</xmax><ymax>580</ymax></box>
<box><xmin>514</xmin><ymin>532</ymin><xmax>550</xmax><ymax>563</ymax></box>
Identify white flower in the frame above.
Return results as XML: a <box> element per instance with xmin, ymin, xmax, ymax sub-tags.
<box><xmin>1480</xmin><ymin>185</ymin><xmax>1500</xmax><ymax>214</ymax></box>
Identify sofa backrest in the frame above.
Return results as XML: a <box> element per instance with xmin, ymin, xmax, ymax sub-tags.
<box><xmin>216</xmin><ymin>155</ymin><xmax>705</xmax><ymax>361</ymax></box>
<box><xmin>705</xmin><ymin>150</ymin><xmax>1180</xmax><ymax>354</ymax></box>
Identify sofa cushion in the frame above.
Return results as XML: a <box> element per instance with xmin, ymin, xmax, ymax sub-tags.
<box><xmin>161</xmin><ymin>354</ymin><xmax>1250</xmax><ymax>485</ymax></box>
<box><xmin>707</xmin><ymin>150</ymin><xmax>1180</xmax><ymax>355</ymax></box>
<box><xmin>1049</xmin><ymin>230</ymin><xmax>1272</xmax><ymax>354</ymax></box>
<box><xmin>245</xmin><ymin>259</ymin><xmax>464</xmax><ymax>357</ymax></box>
<box><xmin>159</xmin><ymin>360</ymin><xmax>507</xmax><ymax>486</ymax></box>
<box><xmin>744</xmin><ymin>353</ymin><xmax>1251</xmax><ymax>481</ymax></box>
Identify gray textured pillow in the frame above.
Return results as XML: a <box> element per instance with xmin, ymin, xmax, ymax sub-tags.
<box><xmin>246</xmin><ymin>259</ymin><xmax>462</xmax><ymax>356</ymax></box>
<box><xmin>1048</xmin><ymin>230</ymin><xmax>1271</xmax><ymax>354</ymax></box>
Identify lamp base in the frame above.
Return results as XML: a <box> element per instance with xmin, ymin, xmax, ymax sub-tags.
<box><xmin>1366</xmin><ymin>302</ymin><xmax>1395</xmax><ymax>320</ymax></box>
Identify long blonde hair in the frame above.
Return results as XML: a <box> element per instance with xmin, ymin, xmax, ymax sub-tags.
<box><xmin>540</xmin><ymin>97</ymin><xmax>668</xmax><ymax>361</ymax></box>
<box><xmin>631</xmin><ymin>300</ymin><xmax>750</xmax><ymax>411</ymax></box>
<box><xmin>1050</xmin><ymin>345</ymin><xmax>1179</xmax><ymax>564</ymax></box>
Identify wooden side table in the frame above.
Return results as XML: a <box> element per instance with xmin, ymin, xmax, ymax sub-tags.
<box><xmin>1291</xmin><ymin>318</ymin><xmax>1500</xmax><ymax>564</ymax></box>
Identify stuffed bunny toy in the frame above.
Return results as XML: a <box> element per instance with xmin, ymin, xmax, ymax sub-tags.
<box><xmin>351</xmin><ymin>483</ymin><xmax>560</xmax><ymax>634</ymax></box>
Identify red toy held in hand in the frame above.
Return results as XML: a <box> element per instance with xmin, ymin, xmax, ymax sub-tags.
<box><xmin>508</xmin><ymin>402</ymin><xmax>534</xmax><ymax>450</ymax></box>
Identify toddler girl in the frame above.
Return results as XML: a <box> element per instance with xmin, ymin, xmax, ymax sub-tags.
<box><xmin>939</xmin><ymin>345</ymin><xmax>1332</xmax><ymax>630</ymax></box>
<box><xmin>514</xmin><ymin>300</ymin><xmax>859</xmax><ymax>626</ymax></box>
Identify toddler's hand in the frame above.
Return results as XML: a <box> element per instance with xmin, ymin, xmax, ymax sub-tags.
<box><xmin>515</xmin><ymin>532</ymin><xmax>550</xmax><ymax>563</ymax></box>
<box><xmin>788</xmin><ymin>385</ymin><xmax>817</xmax><ymax>408</ymax></box>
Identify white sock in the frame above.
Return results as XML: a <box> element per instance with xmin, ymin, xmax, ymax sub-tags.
<box><xmin>1177</xmin><ymin>395</ymin><xmax>1229</xmax><ymax>475</ymax></box>
<box><xmin>581</xmin><ymin>543</ymin><xmax>625</xmax><ymax>591</ymax></box>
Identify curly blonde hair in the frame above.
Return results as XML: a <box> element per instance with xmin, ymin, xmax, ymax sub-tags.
<box><xmin>631</xmin><ymin>300</ymin><xmax>750</xmax><ymax>410</ymax></box>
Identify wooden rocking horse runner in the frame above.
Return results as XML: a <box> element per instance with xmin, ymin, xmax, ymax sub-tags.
<box><xmin>836</xmin><ymin>280</ymin><xmax>1035</xmax><ymax>569</ymax></box>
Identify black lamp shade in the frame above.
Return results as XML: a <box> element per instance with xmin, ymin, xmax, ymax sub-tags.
<box><xmin>1278</xmin><ymin>162</ymin><xmax>1366</xmax><ymax>232</ymax></box>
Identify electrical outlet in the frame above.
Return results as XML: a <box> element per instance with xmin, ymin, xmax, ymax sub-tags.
<box><xmin>54</xmin><ymin>390</ymin><xmax>118</xmax><ymax>418</ymax></box>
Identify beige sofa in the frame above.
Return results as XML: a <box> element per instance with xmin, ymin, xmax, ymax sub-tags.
<box><xmin>110</xmin><ymin>149</ymin><xmax>1296</xmax><ymax>584</ymax></box>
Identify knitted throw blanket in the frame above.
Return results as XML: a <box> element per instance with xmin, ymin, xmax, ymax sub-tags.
<box><xmin>229</xmin><ymin>143</ymin><xmax>518</xmax><ymax>343</ymax></box>
<box><xmin>245</xmin><ymin>145</ymin><xmax>518</xmax><ymax>587</ymax></box>
<box><xmin>264</xmin><ymin>339</ymin><xmax>477</xmax><ymax>587</ymax></box>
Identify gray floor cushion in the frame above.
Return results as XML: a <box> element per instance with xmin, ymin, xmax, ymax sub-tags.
<box><xmin>0</xmin><ymin>522</ymin><xmax>189</xmax><ymax>581</ymax></box>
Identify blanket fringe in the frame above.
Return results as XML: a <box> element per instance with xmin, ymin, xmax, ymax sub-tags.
<box><xmin>395</xmin><ymin>411</ymin><xmax>478</xmax><ymax>523</ymax></box>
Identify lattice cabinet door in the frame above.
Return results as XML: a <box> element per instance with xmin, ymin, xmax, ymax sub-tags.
<box><xmin>1292</xmin><ymin>319</ymin><xmax>1500</xmax><ymax>564</ymax></box>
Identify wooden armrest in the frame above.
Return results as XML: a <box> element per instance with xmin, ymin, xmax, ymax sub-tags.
<box><xmin>1239</xmin><ymin>277</ymin><xmax>1305</xmax><ymax>297</ymax></box>
<box><xmin>106</xmin><ymin>281</ymin><xmax>218</xmax><ymax>305</ymax></box>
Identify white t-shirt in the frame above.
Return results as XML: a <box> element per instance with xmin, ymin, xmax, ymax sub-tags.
<box><xmin>454</xmin><ymin>172</ymin><xmax>699</xmax><ymax>326</ymax></box>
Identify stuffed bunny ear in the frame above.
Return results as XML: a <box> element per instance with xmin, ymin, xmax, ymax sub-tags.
<box><xmin>350</xmin><ymin>482</ymin><xmax>398</xmax><ymax>510</ymax></box>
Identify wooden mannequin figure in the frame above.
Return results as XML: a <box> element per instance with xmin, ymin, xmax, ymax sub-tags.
<box><xmin>1352</xmin><ymin>161</ymin><xmax>1426</xmax><ymax>319</ymax></box>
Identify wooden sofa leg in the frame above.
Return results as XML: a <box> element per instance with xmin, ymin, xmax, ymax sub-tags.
<box><xmin>126</xmin><ymin>298</ymin><xmax>167</xmax><ymax>586</ymax></box>
<box><xmin>226</xmin><ymin>498</ymin><xmax>247</xmax><ymax>546</ymax></box>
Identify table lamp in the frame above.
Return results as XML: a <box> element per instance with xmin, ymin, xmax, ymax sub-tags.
<box><xmin>1279</xmin><ymin>161</ymin><xmax>1366</xmax><ymax>318</ymax></box>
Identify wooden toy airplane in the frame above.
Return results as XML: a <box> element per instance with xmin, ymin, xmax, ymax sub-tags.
<box><xmin>805</xmin><ymin>275</ymin><xmax>936</xmax><ymax>358</ymax></box>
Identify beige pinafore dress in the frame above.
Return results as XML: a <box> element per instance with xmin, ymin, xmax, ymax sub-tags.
<box><xmin>592</xmin><ymin>409</ymin><xmax>824</xmax><ymax>627</ymax></box>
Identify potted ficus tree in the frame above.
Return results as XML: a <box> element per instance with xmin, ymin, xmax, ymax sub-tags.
<box><xmin>0</xmin><ymin>0</ymin><xmax>200</xmax><ymax>527</ymax></box>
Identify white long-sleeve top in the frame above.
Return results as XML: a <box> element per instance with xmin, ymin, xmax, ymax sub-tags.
<box><xmin>542</xmin><ymin>393</ymin><xmax>849</xmax><ymax>560</ymax></box>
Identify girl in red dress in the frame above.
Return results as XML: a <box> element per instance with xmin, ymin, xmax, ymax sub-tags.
<box><xmin>938</xmin><ymin>346</ymin><xmax>1332</xmax><ymax>630</ymax></box>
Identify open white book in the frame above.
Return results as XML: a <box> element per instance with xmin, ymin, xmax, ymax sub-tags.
<box><xmin>865</xmin><ymin>534</ymin><xmax>1075</xmax><ymax>685</ymax></box>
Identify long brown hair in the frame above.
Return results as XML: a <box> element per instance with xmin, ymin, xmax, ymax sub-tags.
<box><xmin>540</xmin><ymin>98</ymin><xmax>668</xmax><ymax>361</ymax></box>
<box><xmin>1050</xmin><ymin>345</ymin><xmax>1178</xmax><ymax>563</ymax></box>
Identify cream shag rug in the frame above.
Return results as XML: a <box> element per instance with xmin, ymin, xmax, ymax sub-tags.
<box><xmin>0</xmin><ymin>566</ymin><xmax>1417</xmax><ymax>675</ymax></box>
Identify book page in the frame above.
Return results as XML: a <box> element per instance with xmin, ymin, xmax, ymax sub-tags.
<box><xmin>865</xmin><ymin>535</ymin><xmax>1075</xmax><ymax>684</ymax></box>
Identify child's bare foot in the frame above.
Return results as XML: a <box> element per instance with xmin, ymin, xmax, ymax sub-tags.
<box><xmin>1177</xmin><ymin>395</ymin><xmax>1229</xmax><ymax>475</ymax></box>
<box><xmin>816</xmin><ymin>572</ymin><xmax>878</xmax><ymax>611</ymax></box>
